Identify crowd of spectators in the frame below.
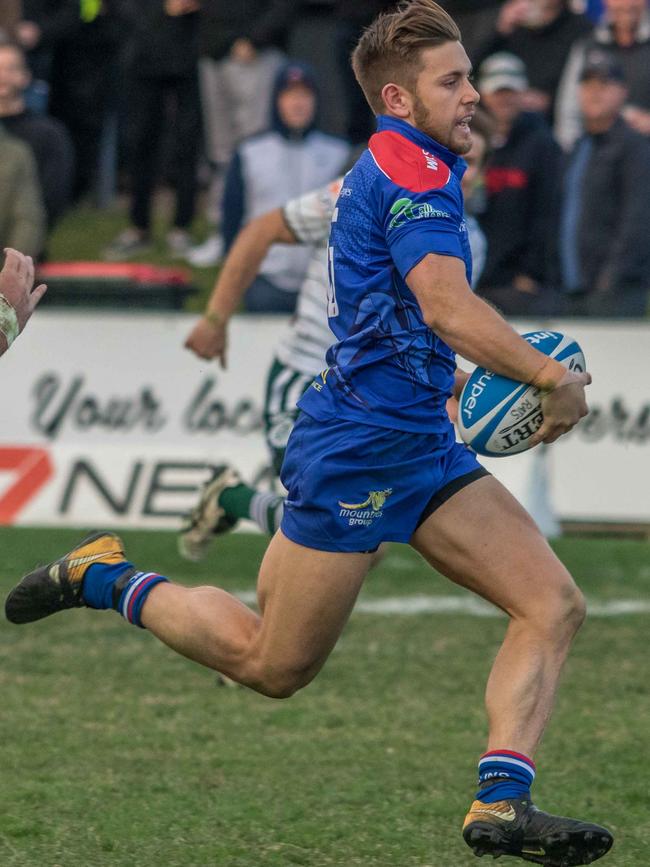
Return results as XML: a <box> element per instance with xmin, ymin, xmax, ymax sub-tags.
<box><xmin>0</xmin><ymin>0</ymin><xmax>648</xmax><ymax>318</ymax></box>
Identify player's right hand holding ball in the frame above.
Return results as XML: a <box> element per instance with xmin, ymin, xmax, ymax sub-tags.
<box><xmin>533</xmin><ymin>368</ymin><xmax>592</xmax><ymax>446</ymax></box>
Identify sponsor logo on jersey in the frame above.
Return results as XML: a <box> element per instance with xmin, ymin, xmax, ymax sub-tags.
<box><xmin>310</xmin><ymin>368</ymin><xmax>330</xmax><ymax>393</ymax></box>
<box><xmin>388</xmin><ymin>197</ymin><xmax>451</xmax><ymax>230</ymax></box>
<box><xmin>422</xmin><ymin>150</ymin><xmax>439</xmax><ymax>171</ymax></box>
<box><xmin>338</xmin><ymin>488</ymin><xmax>393</xmax><ymax>527</ymax></box>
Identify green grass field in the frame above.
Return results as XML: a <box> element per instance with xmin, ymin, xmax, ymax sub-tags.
<box><xmin>1</xmin><ymin>528</ymin><xmax>649</xmax><ymax>867</ymax></box>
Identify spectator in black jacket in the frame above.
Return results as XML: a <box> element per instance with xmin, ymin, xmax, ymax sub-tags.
<box><xmin>104</xmin><ymin>0</ymin><xmax>202</xmax><ymax>261</ymax></box>
<box><xmin>474</xmin><ymin>0</ymin><xmax>593</xmax><ymax>124</ymax></box>
<box><xmin>47</xmin><ymin>0</ymin><xmax>124</xmax><ymax>200</ymax></box>
<box><xmin>15</xmin><ymin>3</ymin><xmax>76</xmax><ymax>50</ymax></box>
<box><xmin>14</xmin><ymin>0</ymin><xmax>78</xmax><ymax>90</ymax></box>
<box><xmin>0</xmin><ymin>41</ymin><xmax>74</xmax><ymax>230</ymax></box>
<box><xmin>476</xmin><ymin>52</ymin><xmax>563</xmax><ymax>316</ymax></box>
<box><xmin>559</xmin><ymin>49</ymin><xmax>650</xmax><ymax>317</ymax></box>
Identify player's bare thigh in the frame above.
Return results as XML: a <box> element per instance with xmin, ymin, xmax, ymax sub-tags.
<box><xmin>242</xmin><ymin>530</ymin><xmax>373</xmax><ymax>697</ymax></box>
<box><xmin>410</xmin><ymin>475</ymin><xmax>584</xmax><ymax>624</ymax></box>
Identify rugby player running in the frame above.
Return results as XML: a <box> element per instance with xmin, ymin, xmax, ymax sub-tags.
<box><xmin>5</xmin><ymin>3</ymin><xmax>612</xmax><ymax>864</ymax></box>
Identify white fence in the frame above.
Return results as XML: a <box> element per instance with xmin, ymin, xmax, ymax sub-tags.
<box><xmin>0</xmin><ymin>311</ymin><xmax>647</xmax><ymax>530</ymax></box>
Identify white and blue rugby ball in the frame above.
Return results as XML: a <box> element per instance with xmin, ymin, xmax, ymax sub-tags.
<box><xmin>457</xmin><ymin>331</ymin><xmax>585</xmax><ymax>457</ymax></box>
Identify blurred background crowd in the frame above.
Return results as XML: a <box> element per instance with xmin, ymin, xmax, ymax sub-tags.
<box><xmin>0</xmin><ymin>0</ymin><xmax>649</xmax><ymax>319</ymax></box>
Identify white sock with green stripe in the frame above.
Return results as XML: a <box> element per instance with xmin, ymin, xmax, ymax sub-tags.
<box><xmin>219</xmin><ymin>483</ymin><xmax>284</xmax><ymax>536</ymax></box>
<box><xmin>250</xmin><ymin>491</ymin><xmax>284</xmax><ymax>535</ymax></box>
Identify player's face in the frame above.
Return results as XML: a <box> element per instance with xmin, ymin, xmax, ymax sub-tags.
<box><xmin>0</xmin><ymin>47</ymin><xmax>29</xmax><ymax>101</ymax></box>
<box><xmin>411</xmin><ymin>42</ymin><xmax>479</xmax><ymax>155</ymax></box>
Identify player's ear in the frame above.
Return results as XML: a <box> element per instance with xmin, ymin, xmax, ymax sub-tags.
<box><xmin>381</xmin><ymin>82</ymin><xmax>412</xmax><ymax>119</ymax></box>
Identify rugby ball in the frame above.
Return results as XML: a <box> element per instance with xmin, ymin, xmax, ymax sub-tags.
<box><xmin>457</xmin><ymin>331</ymin><xmax>585</xmax><ymax>457</ymax></box>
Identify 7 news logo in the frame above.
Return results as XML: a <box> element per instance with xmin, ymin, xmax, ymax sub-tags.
<box><xmin>0</xmin><ymin>447</ymin><xmax>53</xmax><ymax>524</ymax></box>
<box><xmin>0</xmin><ymin>448</ymin><xmax>230</xmax><ymax>526</ymax></box>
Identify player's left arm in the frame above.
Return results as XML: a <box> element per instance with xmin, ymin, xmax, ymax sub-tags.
<box><xmin>382</xmin><ymin>181</ymin><xmax>565</xmax><ymax>388</ymax></box>
<box><xmin>406</xmin><ymin>253</ymin><xmax>590</xmax><ymax>444</ymax></box>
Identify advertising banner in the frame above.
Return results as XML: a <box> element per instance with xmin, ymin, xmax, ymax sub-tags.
<box><xmin>0</xmin><ymin>311</ymin><xmax>280</xmax><ymax>529</ymax></box>
<box><xmin>0</xmin><ymin>312</ymin><xmax>647</xmax><ymax>529</ymax></box>
<box><xmin>547</xmin><ymin>321</ymin><xmax>650</xmax><ymax>522</ymax></box>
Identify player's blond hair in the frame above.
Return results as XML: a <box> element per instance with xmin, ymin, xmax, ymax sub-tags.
<box><xmin>352</xmin><ymin>0</ymin><xmax>461</xmax><ymax>115</ymax></box>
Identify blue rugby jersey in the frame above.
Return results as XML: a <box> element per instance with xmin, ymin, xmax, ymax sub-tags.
<box><xmin>298</xmin><ymin>115</ymin><xmax>471</xmax><ymax>433</ymax></box>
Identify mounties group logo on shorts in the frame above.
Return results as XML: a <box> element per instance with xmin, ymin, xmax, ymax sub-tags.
<box><xmin>388</xmin><ymin>197</ymin><xmax>451</xmax><ymax>230</ymax></box>
<box><xmin>338</xmin><ymin>488</ymin><xmax>393</xmax><ymax>527</ymax></box>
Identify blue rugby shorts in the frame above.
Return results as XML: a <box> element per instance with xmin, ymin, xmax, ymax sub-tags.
<box><xmin>280</xmin><ymin>412</ymin><xmax>488</xmax><ymax>553</ymax></box>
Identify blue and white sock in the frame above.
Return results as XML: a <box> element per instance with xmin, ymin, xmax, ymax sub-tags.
<box><xmin>477</xmin><ymin>750</ymin><xmax>536</xmax><ymax>803</ymax></box>
<box><xmin>83</xmin><ymin>561</ymin><xmax>135</xmax><ymax>610</ymax></box>
<box><xmin>83</xmin><ymin>562</ymin><xmax>168</xmax><ymax>629</ymax></box>
<box><xmin>115</xmin><ymin>571</ymin><xmax>169</xmax><ymax>628</ymax></box>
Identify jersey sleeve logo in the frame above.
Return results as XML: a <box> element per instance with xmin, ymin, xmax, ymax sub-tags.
<box><xmin>388</xmin><ymin>197</ymin><xmax>451</xmax><ymax>230</ymax></box>
<box><xmin>369</xmin><ymin>130</ymin><xmax>452</xmax><ymax>193</ymax></box>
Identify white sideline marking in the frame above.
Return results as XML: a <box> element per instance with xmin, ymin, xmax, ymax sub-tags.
<box><xmin>234</xmin><ymin>591</ymin><xmax>650</xmax><ymax>618</ymax></box>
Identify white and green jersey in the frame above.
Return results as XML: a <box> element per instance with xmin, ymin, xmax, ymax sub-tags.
<box><xmin>274</xmin><ymin>179</ymin><xmax>343</xmax><ymax>376</ymax></box>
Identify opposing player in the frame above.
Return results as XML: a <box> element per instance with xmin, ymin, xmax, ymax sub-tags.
<box><xmin>0</xmin><ymin>247</ymin><xmax>46</xmax><ymax>357</ymax></box>
<box><xmin>179</xmin><ymin>178</ymin><xmax>347</xmax><ymax>556</ymax></box>
<box><xmin>5</xmin><ymin>3</ymin><xmax>612</xmax><ymax>864</ymax></box>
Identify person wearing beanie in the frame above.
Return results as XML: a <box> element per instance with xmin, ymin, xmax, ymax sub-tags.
<box><xmin>220</xmin><ymin>61</ymin><xmax>351</xmax><ymax>313</ymax></box>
